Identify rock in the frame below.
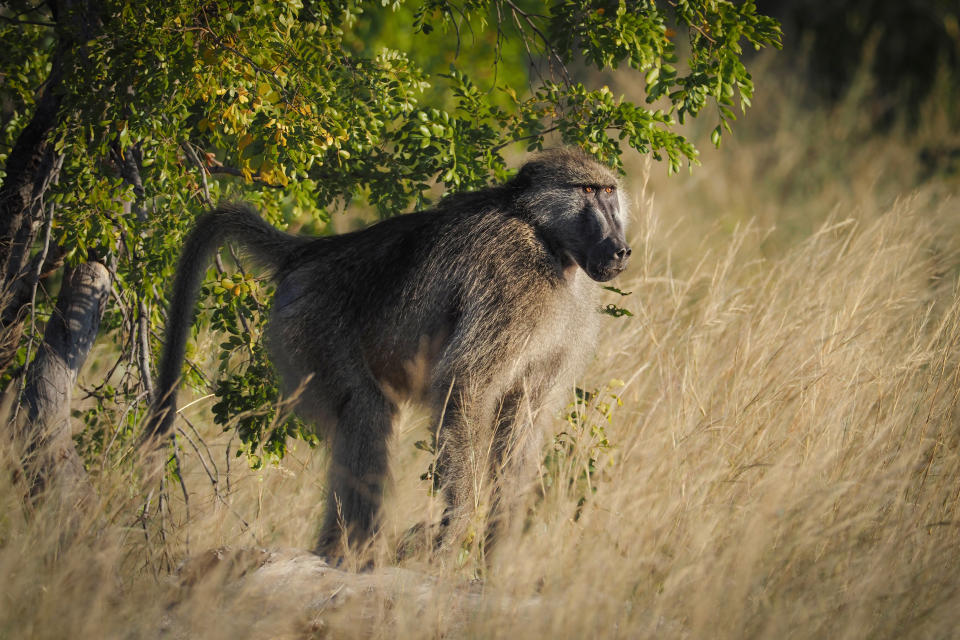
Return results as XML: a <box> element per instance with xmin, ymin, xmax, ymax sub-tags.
<box><xmin>166</xmin><ymin>547</ymin><xmax>495</xmax><ymax>638</ymax></box>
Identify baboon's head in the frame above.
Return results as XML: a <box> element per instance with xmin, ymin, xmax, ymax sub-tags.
<box><xmin>513</xmin><ymin>148</ymin><xmax>631</xmax><ymax>282</ymax></box>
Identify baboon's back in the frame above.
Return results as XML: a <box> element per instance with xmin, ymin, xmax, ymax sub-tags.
<box><xmin>266</xmin><ymin>196</ymin><xmax>597</xmax><ymax>409</ymax></box>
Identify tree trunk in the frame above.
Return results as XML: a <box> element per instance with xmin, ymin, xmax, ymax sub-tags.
<box><xmin>0</xmin><ymin>0</ymin><xmax>106</xmax><ymax>501</ymax></box>
<box><xmin>0</xmin><ymin>65</ymin><xmax>65</xmax><ymax>376</ymax></box>
<box><xmin>0</xmin><ymin>0</ymin><xmax>103</xmax><ymax>377</ymax></box>
<box><xmin>19</xmin><ymin>261</ymin><xmax>111</xmax><ymax>496</ymax></box>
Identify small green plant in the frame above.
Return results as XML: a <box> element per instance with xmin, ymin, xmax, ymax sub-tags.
<box><xmin>601</xmin><ymin>284</ymin><xmax>634</xmax><ymax>318</ymax></box>
<box><xmin>543</xmin><ymin>379</ymin><xmax>623</xmax><ymax>518</ymax></box>
<box><xmin>414</xmin><ymin>432</ymin><xmax>440</xmax><ymax>494</ymax></box>
<box><xmin>414</xmin><ymin>429</ymin><xmax>488</xmax><ymax>576</ymax></box>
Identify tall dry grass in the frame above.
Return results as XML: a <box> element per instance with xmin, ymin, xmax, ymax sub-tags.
<box><xmin>2</xmin><ymin>61</ymin><xmax>959</xmax><ymax>638</ymax></box>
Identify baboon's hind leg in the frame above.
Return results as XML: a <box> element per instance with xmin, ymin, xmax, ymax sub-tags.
<box><xmin>314</xmin><ymin>379</ymin><xmax>395</xmax><ymax>559</ymax></box>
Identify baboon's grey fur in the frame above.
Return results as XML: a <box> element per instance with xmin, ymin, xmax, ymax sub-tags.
<box><xmin>147</xmin><ymin>147</ymin><xmax>631</xmax><ymax>558</ymax></box>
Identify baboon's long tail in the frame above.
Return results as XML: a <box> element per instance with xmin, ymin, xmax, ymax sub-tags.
<box><xmin>143</xmin><ymin>203</ymin><xmax>307</xmax><ymax>443</ymax></box>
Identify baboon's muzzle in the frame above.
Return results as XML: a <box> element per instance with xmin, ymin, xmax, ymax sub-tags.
<box><xmin>585</xmin><ymin>237</ymin><xmax>631</xmax><ymax>282</ymax></box>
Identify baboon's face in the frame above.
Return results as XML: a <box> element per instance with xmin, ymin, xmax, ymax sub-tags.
<box><xmin>564</xmin><ymin>182</ymin><xmax>631</xmax><ymax>282</ymax></box>
<box><xmin>514</xmin><ymin>150</ymin><xmax>631</xmax><ymax>282</ymax></box>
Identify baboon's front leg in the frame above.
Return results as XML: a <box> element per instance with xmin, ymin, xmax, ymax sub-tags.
<box><xmin>315</xmin><ymin>385</ymin><xmax>395</xmax><ymax>559</ymax></box>
<box><xmin>433</xmin><ymin>387</ymin><xmax>543</xmax><ymax>555</ymax></box>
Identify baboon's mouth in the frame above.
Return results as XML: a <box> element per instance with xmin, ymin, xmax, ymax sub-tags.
<box><xmin>585</xmin><ymin>240</ymin><xmax>631</xmax><ymax>282</ymax></box>
<box><xmin>586</xmin><ymin>263</ymin><xmax>626</xmax><ymax>282</ymax></box>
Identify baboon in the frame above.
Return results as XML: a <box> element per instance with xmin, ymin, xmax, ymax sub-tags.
<box><xmin>146</xmin><ymin>147</ymin><xmax>631</xmax><ymax>558</ymax></box>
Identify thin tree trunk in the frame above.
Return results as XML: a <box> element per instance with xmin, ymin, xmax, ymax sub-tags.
<box><xmin>20</xmin><ymin>261</ymin><xmax>111</xmax><ymax>497</ymax></box>
<box><xmin>0</xmin><ymin>65</ymin><xmax>65</xmax><ymax>375</ymax></box>
<box><xmin>0</xmin><ymin>0</ymin><xmax>103</xmax><ymax>376</ymax></box>
<box><xmin>1</xmin><ymin>0</ymin><xmax>106</xmax><ymax>502</ymax></box>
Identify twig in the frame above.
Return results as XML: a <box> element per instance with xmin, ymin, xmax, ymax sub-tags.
<box><xmin>100</xmin><ymin>389</ymin><xmax>150</xmax><ymax>468</ymax></box>
<box><xmin>500</xmin><ymin>0</ymin><xmax>570</xmax><ymax>83</ymax></box>
<box><xmin>443</xmin><ymin>1</ymin><xmax>466</xmax><ymax>58</ymax></box>
<box><xmin>149</xmin><ymin>327</ymin><xmax>213</xmax><ymax>390</ymax></box>
<box><xmin>492</xmin><ymin>126</ymin><xmax>559</xmax><ymax>153</ymax></box>
<box><xmin>136</xmin><ymin>489</ymin><xmax>159</xmax><ymax>579</ymax></box>
<box><xmin>11</xmin><ymin>193</ymin><xmax>55</xmax><ymax>424</ymax></box>
<box><xmin>226</xmin><ymin>245</ymin><xmax>263</xmax><ymax>339</ymax></box>
<box><xmin>508</xmin><ymin>5</ymin><xmax>540</xmax><ymax>82</ymax></box>
<box><xmin>171</xmin><ymin>439</ymin><xmax>191</xmax><ymax>554</ymax></box>
<box><xmin>177</xmin><ymin>420</ymin><xmax>218</xmax><ymax>485</ymax></box>
<box><xmin>156</xmin><ymin>474</ymin><xmax>172</xmax><ymax>572</ymax></box>
<box><xmin>177</xmin><ymin>421</ymin><xmax>250</xmax><ymax>531</ymax></box>
<box><xmin>493</xmin><ymin>1</ymin><xmax>506</xmax><ymax>81</ymax></box>
<box><xmin>181</xmin><ymin>141</ymin><xmax>214</xmax><ymax>207</ymax></box>
<box><xmin>137</xmin><ymin>296</ymin><xmax>155</xmax><ymax>401</ymax></box>
<box><xmin>666</xmin><ymin>0</ymin><xmax>717</xmax><ymax>44</ymax></box>
<box><xmin>226</xmin><ymin>432</ymin><xmax>235</xmax><ymax>495</ymax></box>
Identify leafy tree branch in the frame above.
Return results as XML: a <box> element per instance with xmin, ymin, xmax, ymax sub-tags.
<box><xmin>0</xmin><ymin>0</ymin><xmax>780</xmax><ymax>479</ymax></box>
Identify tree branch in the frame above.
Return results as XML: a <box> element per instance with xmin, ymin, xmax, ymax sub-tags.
<box><xmin>207</xmin><ymin>163</ymin><xmax>286</xmax><ymax>190</ymax></box>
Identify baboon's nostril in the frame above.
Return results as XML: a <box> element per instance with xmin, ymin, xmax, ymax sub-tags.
<box><xmin>614</xmin><ymin>247</ymin><xmax>630</xmax><ymax>261</ymax></box>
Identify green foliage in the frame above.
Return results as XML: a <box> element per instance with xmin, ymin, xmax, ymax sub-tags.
<box><xmin>0</xmin><ymin>0</ymin><xmax>779</xmax><ymax>466</ymax></box>
<box><xmin>204</xmin><ymin>271</ymin><xmax>318</xmax><ymax>467</ymax></box>
<box><xmin>601</xmin><ymin>303</ymin><xmax>633</xmax><ymax>318</ymax></box>
<box><xmin>600</xmin><ymin>284</ymin><xmax>633</xmax><ymax>317</ymax></box>
<box><xmin>211</xmin><ymin>339</ymin><xmax>318</xmax><ymax>469</ymax></box>
<box><xmin>73</xmin><ymin>383</ymin><xmax>139</xmax><ymax>467</ymax></box>
<box><xmin>414</xmin><ymin>432</ymin><xmax>441</xmax><ymax>494</ymax></box>
<box><xmin>0</xmin><ymin>4</ymin><xmax>55</xmax><ymax>184</ymax></box>
<box><xmin>543</xmin><ymin>380</ymin><xmax>623</xmax><ymax>517</ymax></box>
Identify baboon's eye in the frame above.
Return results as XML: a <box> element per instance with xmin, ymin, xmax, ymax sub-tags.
<box><xmin>604</xmin><ymin>186</ymin><xmax>614</xmax><ymax>194</ymax></box>
<box><xmin>583</xmin><ymin>186</ymin><xmax>594</xmax><ymax>193</ymax></box>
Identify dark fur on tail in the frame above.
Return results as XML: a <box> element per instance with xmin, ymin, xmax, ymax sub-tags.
<box><xmin>143</xmin><ymin>203</ymin><xmax>305</xmax><ymax>442</ymax></box>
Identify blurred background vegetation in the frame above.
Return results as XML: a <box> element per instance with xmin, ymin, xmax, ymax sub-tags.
<box><xmin>769</xmin><ymin>0</ymin><xmax>959</xmax><ymax>117</ymax></box>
